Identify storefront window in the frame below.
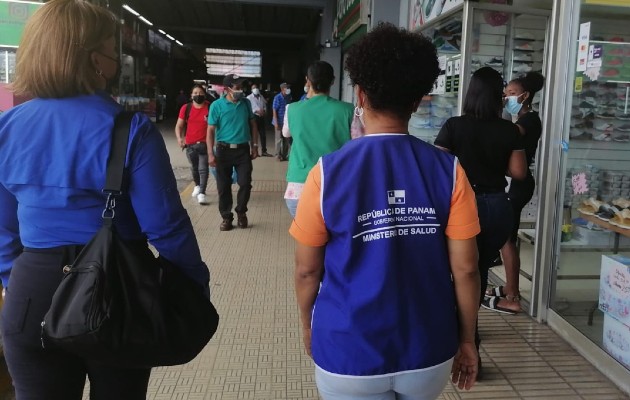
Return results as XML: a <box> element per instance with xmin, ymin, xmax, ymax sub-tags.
<box><xmin>551</xmin><ymin>1</ymin><xmax>630</xmax><ymax>373</ymax></box>
<box><xmin>410</xmin><ymin>12</ymin><xmax>462</xmax><ymax>143</ymax></box>
<box><xmin>0</xmin><ymin>49</ymin><xmax>16</xmax><ymax>84</ymax></box>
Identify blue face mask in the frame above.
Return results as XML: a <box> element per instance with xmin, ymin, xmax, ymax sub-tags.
<box><xmin>504</xmin><ymin>93</ymin><xmax>524</xmax><ymax>115</ymax></box>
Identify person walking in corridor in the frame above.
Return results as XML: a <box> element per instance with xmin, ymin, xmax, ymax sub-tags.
<box><xmin>291</xmin><ymin>23</ymin><xmax>480</xmax><ymax>399</ymax></box>
<box><xmin>0</xmin><ymin>1</ymin><xmax>210</xmax><ymax>398</ymax></box>
<box><xmin>247</xmin><ymin>83</ymin><xmax>272</xmax><ymax>156</ymax></box>
<box><xmin>272</xmin><ymin>83</ymin><xmax>292</xmax><ymax>161</ymax></box>
<box><xmin>434</xmin><ymin>66</ymin><xmax>527</xmax><ymax>376</ymax></box>
<box><xmin>282</xmin><ymin>61</ymin><xmax>353</xmax><ymax>217</ymax></box>
<box><xmin>175</xmin><ymin>84</ymin><xmax>212</xmax><ymax>205</ymax></box>
<box><xmin>207</xmin><ymin>74</ymin><xmax>259</xmax><ymax>231</ymax></box>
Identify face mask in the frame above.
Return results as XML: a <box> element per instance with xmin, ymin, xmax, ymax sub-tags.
<box><xmin>252</xmin><ymin>88</ymin><xmax>260</xmax><ymax>95</ymax></box>
<box><xmin>285</xmin><ymin>88</ymin><xmax>291</xmax><ymax>95</ymax></box>
<box><xmin>192</xmin><ymin>95</ymin><xmax>205</xmax><ymax>104</ymax></box>
<box><xmin>303</xmin><ymin>86</ymin><xmax>309</xmax><ymax>94</ymax></box>
<box><xmin>504</xmin><ymin>94</ymin><xmax>524</xmax><ymax>115</ymax></box>
<box><xmin>231</xmin><ymin>90</ymin><xmax>244</xmax><ymax>101</ymax></box>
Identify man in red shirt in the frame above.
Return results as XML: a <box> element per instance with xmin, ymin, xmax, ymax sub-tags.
<box><xmin>175</xmin><ymin>84</ymin><xmax>212</xmax><ymax>204</ymax></box>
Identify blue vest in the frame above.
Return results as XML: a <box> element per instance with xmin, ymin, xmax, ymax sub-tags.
<box><xmin>313</xmin><ymin>134</ymin><xmax>460</xmax><ymax>376</ymax></box>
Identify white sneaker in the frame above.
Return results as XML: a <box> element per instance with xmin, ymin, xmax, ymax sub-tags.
<box><xmin>191</xmin><ymin>185</ymin><xmax>201</xmax><ymax>197</ymax></box>
<box><xmin>197</xmin><ymin>193</ymin><xmax>209</xmax><ymax>205</ymax></box>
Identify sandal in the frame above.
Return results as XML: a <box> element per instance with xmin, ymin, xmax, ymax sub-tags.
<box><xmin>485</xmin><ymin>286</ymin><xmax>506</xmax><ymax>297</ymax></box>
<box><xmin>481</xmin><ymin>295</ymin><xmax>517</xmax><ymax>315</ymax></box>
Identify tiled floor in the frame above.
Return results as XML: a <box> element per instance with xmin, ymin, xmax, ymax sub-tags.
<box><xmin>91</xmin><ymin>124</ymin><xmax>629</xmax><ymax>399</ymax></box>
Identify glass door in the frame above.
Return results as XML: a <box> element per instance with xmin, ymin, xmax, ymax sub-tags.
<box><xmin>468</xmin><ymin>4</ymin><xmax>550</xmax><ymax>312</ymax></box>
<box><xmin>550</xmin><ymin>1</ymin><xmax>630</xmax><ymax>373</ymax></box>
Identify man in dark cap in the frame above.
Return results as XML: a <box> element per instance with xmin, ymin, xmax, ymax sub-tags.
<box><xmin>207</xmin><ymin>74</ymin><xmax>259</xmax><ymax>231</ymax></box>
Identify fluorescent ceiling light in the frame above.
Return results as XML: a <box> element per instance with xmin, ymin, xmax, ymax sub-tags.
<box><xmin>166</xmin><ymin>34</ymin><xmax>175</xmax><ymax>40</ymax></box>
<box><xmin>138</xmin><ymin>16</ymin><xmax>153</xmax><ymax>26</ymax></box>
<box><xmin>175</xmin><ymin>40</ymin><xmax>183</xmax><ymax>46</ymax></box>
<box><xmin>158</xmin><ymin>29</ymin><xmax>166</xmax><ymax>35</ymax></box>
<box><xmin>122</xmin><ymin>4</ymin><xmax>140</xmax><ymax>16</ymax></box>
<box><xmin>0</xmin><ymin>0</ymin><xmax>42</xmax><ymax>4</ymax></box>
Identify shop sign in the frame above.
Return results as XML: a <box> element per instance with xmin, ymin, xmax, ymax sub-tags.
<box><xmin>0</xmin><ymin>1</ymin><xmax>43</xmax><ymax>47</ymax></box>
<box><xmin>334</xmin><ymin>0</ymin><xmax>367</xmax><ymax>40</ymax></box>
<box><xmin>409</xmin><ymin>0</ymin><xmax>464</xmax><ymax>30</ymax></box>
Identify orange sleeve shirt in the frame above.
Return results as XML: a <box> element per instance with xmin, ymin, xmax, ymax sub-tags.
<box><xmin>289</xmin><ymin>161</ymin><xmax>480</xmax><ymax>246</ymax></box>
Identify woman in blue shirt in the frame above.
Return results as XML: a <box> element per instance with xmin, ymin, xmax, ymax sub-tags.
<box><xmin>0</xmin><ymin>1</ymin><xmax>209</xmax><ymax>398</ymax></box>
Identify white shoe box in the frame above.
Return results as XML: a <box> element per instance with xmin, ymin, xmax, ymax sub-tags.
<box><xmin>603</xmin><ymin>313</ymin><xmax>630</xmax><ymax>370</ymax></box>
<box><xmin>599</xmin><ymin>255</ymin><xmax>630</xmax><ymax>326</ymax></box>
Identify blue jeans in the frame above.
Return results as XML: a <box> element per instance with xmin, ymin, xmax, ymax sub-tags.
<box><xmin>315</xmin><ymin>358</ymin><xmax>453</xmax><ymax>400</ymax></box>
<box><xmin>474</xmin><ymin>192</ymin><xmax>513</xmax><ymax>347</ymax></box>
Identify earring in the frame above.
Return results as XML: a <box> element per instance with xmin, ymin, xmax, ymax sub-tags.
<box><xmin>354</xmin><ymin>106</ymin><xmax>364</xmax><ymax>117</ymax></box>
<box><xmin>96</xmin><ymin>69</ymin><xmax>103</xmax><ymax>77</ymax></box>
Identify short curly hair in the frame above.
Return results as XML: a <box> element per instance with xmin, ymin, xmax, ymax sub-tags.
<box><xmin>345</xmin><ymin>23</ymin><xmax>439</xmax><ymax>120</ymax></box>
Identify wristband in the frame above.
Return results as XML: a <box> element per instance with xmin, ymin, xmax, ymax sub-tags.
<box><xmin>253</xmin><ymin>144</ymin><xmax>258</xmax><ymax>147</ymax></box>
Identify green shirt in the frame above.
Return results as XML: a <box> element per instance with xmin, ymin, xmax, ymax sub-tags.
<box><xmin>208</xmin><ymin>95</ymin><xmax>255</xmax><ymax>144</ymax></box>
<box><xmin>286</xmin><ymin>94</ymin><xmax>353</xmax><ymax>183</ymax></box>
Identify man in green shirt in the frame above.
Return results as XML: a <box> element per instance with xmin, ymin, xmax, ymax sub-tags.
<box><xmin>207</xmin><ymin>74</ymin><xmax>259</xmax><ymax>231</ymax></box>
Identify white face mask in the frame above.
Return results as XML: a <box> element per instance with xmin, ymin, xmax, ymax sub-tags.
<box><xmin>285</xmin><ymin>88</ymin><xmax>291</xmax><ymax>95</ymax></box>
<box><xmin>252</xmin><ymin>88</ymin><xmax>260</xmax><ymax>95</ymax></box>
<box><xmin>304</xmin><ymin>86</ymin><xmax>309</xmax><ymax>93</ymax></box>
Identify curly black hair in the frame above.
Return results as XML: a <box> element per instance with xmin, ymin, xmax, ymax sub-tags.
<box><xmin>345</xmin><ymin>23</ymin><xmax>439</xmax><ymax>120</ymax></box>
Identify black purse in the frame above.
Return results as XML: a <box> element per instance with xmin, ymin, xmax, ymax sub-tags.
<box><xmin>41</xmin><ymin>112</ymin><xmax>219</xmax><ymax>368</ymax></box>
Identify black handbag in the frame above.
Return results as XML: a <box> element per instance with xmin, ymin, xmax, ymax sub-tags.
<box><xmin>41</xmin><ymin>111</ymin><xmax>219</xmax><ymax>368</ymax></box>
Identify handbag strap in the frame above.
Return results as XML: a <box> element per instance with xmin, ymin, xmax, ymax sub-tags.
<box><xmin>104</xmin><ymin>111</ymin><xmax>135</xmax><ymax>195</ymax></box>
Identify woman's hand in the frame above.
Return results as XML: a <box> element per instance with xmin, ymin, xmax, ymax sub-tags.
<box><xmin>302</xmin><ymin>327</ymin><xmax>312</xmax><ymax>358</ymax></box>
<box><xmin>451</xmin><ymin>341</ymin><xmax>478</xmax><ymax>390</ymax></box>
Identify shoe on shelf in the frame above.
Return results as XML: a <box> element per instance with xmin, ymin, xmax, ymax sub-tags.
<box><xmin>593</xmin><ymin>132</ymin><xmax>612</xmax><ymax>141</ymax></box>
<box><xmin>513</xmin><ymin>53</ymin><xmax>533</xmax><ymax>62</ymax></box>
<box><xmin>617</xmin><ymin>124</ymin><xmax>630</xmax><ymax>132</ymax></box>
<box><xmin>514</xmin><ymin>42</ymin><xmax>534</xmax><ymax>51</ymax></box>
<box><xmin>220</xmin><ymin>218</ymin><xmax>233</xmax><ymax>231</ymax></box>
<box><xmin>484</xmin><ymin>57</ymin><xmax>503</xmax><ymax>67</ymax></box>
<box><xmin>237</xmin><ymin>213</ymin><xmax>248</xmax><ymax>228</ymax></box>
<box><xmin>596</xmin><ymin>111</ymin><xmax>616</xmax><ymax>119</ymax></box>
<box><xmin>613</xmin><ymin>134</ymin><xmax>630</xmax><ymax>142</ymax></box>
<box><xmin>191</xmin><ymin>185</ymin><xmax>201</xmax><ymax>197</ymax></box>
<box><xmin>595</xmin><ymin>204</ymin><xmax>617</xmax><ymax>221</ymax></box>
<box><xmin>197</xmin><ymin>193</ymin><xmax>209</xmax><ymax>205</ymax></box>
<box><xmin>513</xmin><ymin>63</ymin><xmax>533</xmax><ymax>73</ymax></box>
<box><xmin>570</xmin><ymin>131</ymin><xmax>593</xmax><ymax>141</ymax></box>
<box><xmin>594</xmin><ymin>122</ymin><xmax>614</xmax><ymax>132</ymax></box>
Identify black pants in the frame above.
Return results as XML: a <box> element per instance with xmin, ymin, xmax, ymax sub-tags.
<box><xmin>474</xmin><ymin>192</ymin><xmax>513</xmax><ymax>348</ymax></box>
<box><xmin>186</xmin><ymin>142</ymin><xmax>209</xmax><ymax>194</ymax></box>
<box><xmin>508</xmin><ymin>174</ymin><xmax>536</xmax><ymax>242</ymax></box>
<box><xmin>254</xmin><ymin>116</ymin><xmax>267</xmax><ymax>153</ymax></box>
<box><xmin>215</xmin><ymin>145</ymin><xmax>253</xmax><ymax>220</ymax></box>
<box><xmin>0</xmin><ymin>248</ymin><xmax>150</xmax><ymax>400</ymax></box>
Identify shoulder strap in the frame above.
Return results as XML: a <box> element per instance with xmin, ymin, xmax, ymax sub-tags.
<box><xmin>184</xmin><ymin>102</ymin><xmax>193</xmax><ymax>124</ymax></box>
<box><xmin>104</xmin><ymin>111</ymin><xmax>134</xmax><ymax>194</ymax></box>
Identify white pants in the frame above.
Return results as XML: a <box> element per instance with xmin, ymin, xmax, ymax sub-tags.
<box><xmin>315</xmin><ymin>358</ymin><xmax>453</xmax><ymax>400</ymax></box>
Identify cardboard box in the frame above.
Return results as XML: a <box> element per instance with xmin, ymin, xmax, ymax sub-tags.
<box><xmin>599</xmin><ymin>255</ymin><xmax>630</xmax><ymax>326</ymax></box>
<box><xmin>603</xmin><ymin>314</ymin><xmax>630</xmax><ymax>370</ymax></box>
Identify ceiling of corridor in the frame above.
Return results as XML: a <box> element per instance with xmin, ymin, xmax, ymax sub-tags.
<box><xmin>125</xmin><ymin>0</ymin><xmax>327</xmax><ymax>51</ymax></box>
